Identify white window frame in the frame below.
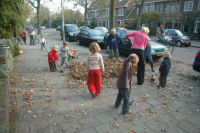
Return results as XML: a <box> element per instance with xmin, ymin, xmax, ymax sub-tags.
<box><xmin>198</xmin><ymin>0</ymin><xmax>200</xmax><ymax>10</ymax></box>
<box><xmin>143</xmin><ymin>3</ymin><xmax>154</xmax><ymax>12</ymax></box>
<box><xmin>184</xmin><ymin>1</ymin><xmax>194</xmax><ymax>11</ymax></box>
<box><xmin>155</xmin><ymin>4</ymin><xmax>163</xmax><ymax>13</ymax></box>
<box><xmin>116</xmin><ymin>7</ymin><xmax>124</xmax><ymax>16</ymax></box>
<box><xmin>117</xmin><ymin>20</ymin><xmax>124</xmax><ymax>26</ymax></box>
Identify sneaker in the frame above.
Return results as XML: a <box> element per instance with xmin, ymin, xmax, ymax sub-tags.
<box><xmin>128</xmin><ymin>99</ymin><xmax>135</xmax><ymax>105</ymax></box>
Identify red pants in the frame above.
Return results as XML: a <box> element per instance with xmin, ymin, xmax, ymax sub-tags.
<box><xmin>87</xmin><ymin>69</ymin><xmax>101</xmax><ymax>95</ymax></box>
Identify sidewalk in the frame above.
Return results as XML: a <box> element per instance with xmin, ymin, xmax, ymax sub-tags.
<box><xmin>191</xmin><ymin>40</ymin><xmax>200</xmax><ymax>47</ymax></box>
<box><xmin>9</xmin><ymin>32</ymin><xmax>200</xmax><ymax>133</ymax></box>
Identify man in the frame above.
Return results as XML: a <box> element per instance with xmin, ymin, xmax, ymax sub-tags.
<box><xmin>126</xmin><ymin>27</ymin><xmax>150</xmax><ymax>85</ymax></box>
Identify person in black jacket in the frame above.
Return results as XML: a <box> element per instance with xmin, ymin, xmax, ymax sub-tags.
<box><xmin>105</xmin><ymin>28</ymin><xmax>123</xmax><ymax>59</ymax></box>
<box><xmin>158</xmin><ymin>51</ymin><xmax>171</xmax><ymax>89</ymax></box>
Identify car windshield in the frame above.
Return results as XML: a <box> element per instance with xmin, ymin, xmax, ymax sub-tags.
<box><xmin>175</xmin><ymin>30</ymin><xmax>184</xmax><ymax>36</ymax></box>
<box><xmin>89</xmin><ymin>30</ymin><xmax>104</xmax><ymax>36</ymax></box>
<box><xmin>66</xmin><ymin>26</ymin><xmax>79</xmax><ymax>32</ymax></box>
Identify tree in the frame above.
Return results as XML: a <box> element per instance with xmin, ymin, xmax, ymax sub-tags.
<box><xmin>135</xmin><ymin>0</ymin><xmax>144</xmax><ymax>30</ymax></box>
<box><xmin>72</xmin><ymin>0</ymin><xmax>95</xmax><ymax>24</ymax></box>
<box><xmin>0</xmin><ymin>0</ymin><xmax>31</xmax><ymax>38</ymax></box>
<box><xmin>109</xmin><ymin>0</ymin><xmax>115</xmax><ymax>31</ymax></box>
<box><xmin>28</xmin><ymin>0</ymin><xmax>43</xmax><ymax>34</ymax></box>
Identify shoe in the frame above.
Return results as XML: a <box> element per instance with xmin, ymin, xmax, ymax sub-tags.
<box><xmin>137</xmin><ymin>82</ymin><xmax>143</xmax><ymax>85</ymax></box>
<box><xmin>91</xmin><ymin>92</ymin><xmax>96</xmax><ymax>98</ymax></box>
<box><xmin>128</xmin><ymin>99</ymin><xmax>135</xmax><ymax>105</ymax></box>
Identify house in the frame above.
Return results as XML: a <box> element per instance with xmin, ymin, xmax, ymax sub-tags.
<box><xmin>86</xmin><ymin>0</ymin><xmax>200</xmax><ymax>35</ymax></box>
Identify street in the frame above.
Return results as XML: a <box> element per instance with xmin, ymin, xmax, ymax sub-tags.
<box><xmin>9</xmin><ymin>29</ymin><xmax>200</xmax><ymax>133</ymax></box>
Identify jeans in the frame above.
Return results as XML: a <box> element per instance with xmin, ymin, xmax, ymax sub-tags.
<box><xmin>61</xmin><ymin>57</ymin><xmax>70</xmax><ymax>68</ymax></box>
<box><xmin>109</xmin><ymin>49</ymin><xmax>119</xmax><ymax>58</ymax></box>
<box><xmin>41</xmin><ymin>42</ymin><xmax>45</xmax><ymax>50</ymax></box>
<box><xmin>30</xmin><ymin>35</ymin><xmax>35</xmax><ymax>45</ymax></box>
<box><xmin>144</xmin><ymin>46</ymin><xmax>153</xmax><ymax>62</ymax></box>
<box><xmin>115</xmin><ymin>88</ymin><xmax>129</xmax><ymax>115</ymax></box>
<box><xmin>131</xmin><ymin>48</ymin><xmax>145</xmax><ymax>84</ymax></box>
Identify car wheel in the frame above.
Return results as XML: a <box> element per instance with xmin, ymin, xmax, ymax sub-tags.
<box><xmin>176</xmin><ymin>41</ymin><xmax>182</xmax><ymax>47</ymax></box>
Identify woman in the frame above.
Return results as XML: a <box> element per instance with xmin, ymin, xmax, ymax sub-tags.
<box><xmin>126</xmin><ymin>27</ymin><xmax>149</xmax><ymax>85</ymax></box>
<box><xmin>21</xmin><ymin>28</ymin><xmax>26</xmax><ymax>44</ymax></box>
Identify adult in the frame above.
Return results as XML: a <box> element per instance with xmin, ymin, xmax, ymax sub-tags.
<box><xmin>156</xmin><ymin>24</ymin><xmax>164</xmax><ymax>40</ymax></box>
<box><xmin>126</xmin><ymin>27</ymin><xmax>150</xmax><ymax>85</ymax></box>
<box><xmin>144</xmin><ymin>38</ymin><xmax>154</xmax><ymax>72</ymax></box>
<box><xmin>29</xmin><ymin>29</ymin><xmax>36</xmax><ymax>46</ymax></box>
<box><xmin>105</xmin><ymin>28</ymin><xmax>123</xmax><ymax>58</ymax></box>
<box><xmin>21</xmin><ymin>28</ymin><xmax>26</xmax><ymax>44</ymax></box>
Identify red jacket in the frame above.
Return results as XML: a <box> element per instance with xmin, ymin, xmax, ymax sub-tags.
<box><xmin>48</xmin><ymin>49</ymin><xmax>59</xmax><ymax>62</ymax></box>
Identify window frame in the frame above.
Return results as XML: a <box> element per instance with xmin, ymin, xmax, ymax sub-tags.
<box><xmin>184</xmin><ymin>1</ymin><xmax>194</xmax><ymax>11</ymax></box>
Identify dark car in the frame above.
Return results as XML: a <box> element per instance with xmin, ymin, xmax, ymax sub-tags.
<box><xmin>104</xmin><ymin>29</ymin><xmax>168</xmax><ymax>57</ymax></box>
<box><xmin>60</xmin><ymin>24</ymin><xmax>80</xmax><ymax>42</ymax></box>
<box><xmin>26</xmin><ymin>26</ymin><xmax>34</xmax><ymax>31</ymax></box>
<box><xmin>77</xmin><ymin>29</ymin><xmax>105</xmax><ymax>48</ymax></box>
<box><xmin>56</xmin><ymin>26</ymin><xmax>61</xmax><ymax>31</ymax></box>
<box><xmin>193</xmin><ymin>50</ymin><xmax>200</xmax><ymax>72</ymax></box>
<box><xmin>164</xmin><ymin>29</ymin><xmax>191</xmax><ymax>47</ymax></box>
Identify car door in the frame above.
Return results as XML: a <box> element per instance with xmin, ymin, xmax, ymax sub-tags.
<box><xmin>167</xmin><ymin>30</ymin><xmax>177</xmax><ymax>43</ymax></box>
<box><xmin>118</xmin><ymin>31</ymin><xmax>132</xmax><ymax>55</ymax></box>
<box><xmin>77</xmin><ymin>31</ymin><xmax>84</xmax><ymax>45</ymax></box>
<box><xmin>83</xmin><ymin>31</ymin><xmax>90</xmax><ymax>46</ymax></box>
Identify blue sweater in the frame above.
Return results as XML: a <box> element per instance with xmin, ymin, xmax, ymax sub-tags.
<box><xmin>105</xmin><ymin>34</ymin><xmax>123</xmax><ymax>50</ymax></box>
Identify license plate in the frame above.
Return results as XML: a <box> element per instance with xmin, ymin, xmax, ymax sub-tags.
<box><xmin>157</xmin><ymin>53</ymin><xmax>163</xmax><ymax>56</ymax></box>
<box><xmin>186</xmin><ymin>42</ymin><xmax>190</xmax><ymax>45</ymax></box>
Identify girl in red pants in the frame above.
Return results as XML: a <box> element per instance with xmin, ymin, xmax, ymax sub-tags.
<box><xmin>87</xmin><ymin>42</ymin><xmax>104</xmax><ymax>98</ymax></box>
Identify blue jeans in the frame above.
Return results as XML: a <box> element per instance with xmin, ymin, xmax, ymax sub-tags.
<box><xmin>144</xmin><ymin>46</ymin><xmax>153</xmax><ymax>62</ymax></box>
<box><xmin>115</xmin><ymin>88</ymin><xmax>129</xmax><ymax>115</ymax></box>
<box><xmin>61</xmin><ymin>57</ymin><xmax>70</xmax><ymax>68</ymax></box>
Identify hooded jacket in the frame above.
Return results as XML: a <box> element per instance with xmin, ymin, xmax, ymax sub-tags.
<box><xmin>116</xmin><ymin>55</ymin><xmax>134</xmax><ymax>89</ymax></box>
<box><xmin>48</xmin><ymin>49</ymin><xmax>59</xmax><ymax>63</ymax></box>
<box><xmin>159</xmin><ymin>57</ymin><xmax>171</xmax><ymax>77</ymax></box>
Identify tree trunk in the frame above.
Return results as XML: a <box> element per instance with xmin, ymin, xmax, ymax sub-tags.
<box><xmin>84</xmin><ymin>0</ymin><xmax>88</xmax><ymax>25</ymax></box>
<box><xmin>37</xmin><ymin>0</ymin><xmax>41</xmax><ymax>34</ymax></box>
<box><xmin>136</xmin><ymin>0</ymin><xmax>144</xmax><ymax>30</ymax></box>
<box><xmin>109</xmin><ymin>0</ymin><xmax>115</xmax><ymax>31</ymax></box>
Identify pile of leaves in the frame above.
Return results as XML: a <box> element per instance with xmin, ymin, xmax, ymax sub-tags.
<box><xmin>65</xmin><ymin>57</ymin><xmax>137</xmax><ymax>89</ymax></box>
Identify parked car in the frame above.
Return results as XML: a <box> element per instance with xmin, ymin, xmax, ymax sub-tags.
<box><xmin>41</xmin><ymin>26</ymin><xmax>46</xmax><ymax>30</ymax></box>
<box><xmin>95</xmin><ymin>27</ymin><xmax>108</xmax><ymax>34</ymax></box>
<box><xmin>56</xmin><ymin>26</ymin><xmax>61</xmax><ymax>31</ymax></box>
<box><xmin>104</xmin><ymin>29</ymin><xmax>168</xmax><ymax>57</ymax></box>
<box><xmin>163</xmin><ymin>29</ymin><xmax>191</xmax><ymax>47</ymax></box>
<box><xmin>60</xmin><ymin>24</ymin><xmax>80</xmax><ymax>42</ymax></box>
<box><xmin>79</xmin><ymin>26</ymin><xmax>90</xmax><ymax>31</ymax></box>
<box><xmin>26</xmin><ymin>26</ymin><xmax>34</xmax><ymax>31</ymax></box>
<box><xmin>193</xmin><ymin>50</ymin><xmax>200</xmax><ymax>72</ymax></box>
<box><xmin>77</xmin><ymin>29</ymin><xmax>105</xmax><ymax>48</ymax></box>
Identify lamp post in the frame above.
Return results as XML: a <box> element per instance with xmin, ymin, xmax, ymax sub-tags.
<box><xmin>61</xmin><ymin>0</ymin><xmax>65</xmax><ymax>42</ymax></box>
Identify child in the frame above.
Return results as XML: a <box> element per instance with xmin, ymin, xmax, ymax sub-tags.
<box><xmin>60</xmin><ymin>41</ymin><xmax>70</xmax><ymax>68</ymax></box>
<box><xmin>40</xmin><ymin>34</ymin><xmax>46</xmax><ymax>50</ymax></box>
<box><xmin>87</xmin><ymin>42</ymin><xmax>104</xmax><ymax>98</ymax></box>
<box><xmin>70</xmin><ymin>47</ymin><xmax>76</xmax><ymax>58</ymax></box>
<box><xmin>48</xmin><ymin>45</ymin><xmax>59</xmax><ymax>72</ymax></box>
<box><xmin>115</xmin><ymin>54</ymin><xmax>139</xmax><ymax>115</ymax></box>
<box><xmin>158</xmin><ymin>51</ymin><xmax>171</xmax><ymax>89</ymax></box>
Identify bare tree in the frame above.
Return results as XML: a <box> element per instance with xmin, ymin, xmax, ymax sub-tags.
<box><xmin>135</xmin><ymin>0</ymin><xmax>144</xmax><ymax>30</ymax></box>
<box><xmin>109</xmin><ymin>0</ymin><xmax>115</xmax><ymax>31</ymax></box>
<box><xmin>28</xmin><ymin>0</ymin><xmax>41</xmax><ymax>34</ymax></box>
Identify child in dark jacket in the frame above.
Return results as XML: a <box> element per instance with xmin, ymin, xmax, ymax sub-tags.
<box><xmin>158</xmin><ymin>51</ymin><xmax>171</xmax><ymax>89</ymax></box>
<box><xmin>48</xmin><ymin>45</ymin><xmax>59</xmax><ymax>72</ymax></box>
<box><xmin>115</xmin><ymin>54</ymin><xmax>139</xmax><ymax>115</ymax></box>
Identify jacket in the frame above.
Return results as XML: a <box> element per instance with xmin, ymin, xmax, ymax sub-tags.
<box><xmin>126</xmin><ymin>31</ymin><xmax>148</xmax><ymax>50</ymax></box>
<box><xmin>105</xmin><ymin>34</ymin><xmax>123</xmax><ymax>50</ymax></box>
<box><xmin>159</xmin><ymin>57</ymin><xmax>171</xmax><ymax>77</ymax></box>
<box><xmin>60</xmin><ymin>46</ymin><xmax>70</xmax><ymax>58</ymax></box>
<box><xmin>48</xmin><ymin>49</ymin><xmax>59</xmax><ymax>63</ymax></box>
<box><xmin>116</xmin><ymin>60</ymin><xmax>132</xmax><ymax>89</ymax></box>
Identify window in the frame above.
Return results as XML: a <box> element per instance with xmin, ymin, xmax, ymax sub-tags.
<box><xmin>198</xmin><ymin>0</ymin><xmax>200</xmax><ymax>10</ymax></box>
<box><xmin>155</xmin><ymin>4</ymin><xmax>163</xmax><ymax>13</ymax></box>
<box><xmin>184</xmin><ymin>1</ymin><xmax>194</xmax><ymax>11</ymax></box>
<box><xmin>117</xmin><ymin>20</ymin><xmax>124</xmax><ymax>26</ymax></box>
<box><xmin>102</xmin><ymin>9</ymin><xmax>109</xmax><ymax>17</ymax></box>
<box><xmin>116</xmin><ymin>8</ymin><xmax>124</xmax><ymax>16</ymax></box>
<box><xmin>118</xmin><ymin>0</ymin><xmax>123</xmax><ymax>2</ymax></box>
<box><xmin>95</xmin><ymin>11</ymin><xmax>101</xmax><ymax>18</ymax></box>
<box><xmin>143</xmin><ymin>3</ymin><xmax>154</xmax><ymax>12</ymax></box>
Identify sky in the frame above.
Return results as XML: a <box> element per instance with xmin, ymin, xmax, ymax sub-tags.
<box><xmin>42</xmin><ymin>0</ymin><xmax>84</xmax><ymax>14</ymax></box>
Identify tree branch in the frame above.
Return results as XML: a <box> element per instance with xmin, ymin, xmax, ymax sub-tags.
<box><xmin>28</xmin><ymin>0</ymin><xmax>37</xmax><ymax>8</ymax></box>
